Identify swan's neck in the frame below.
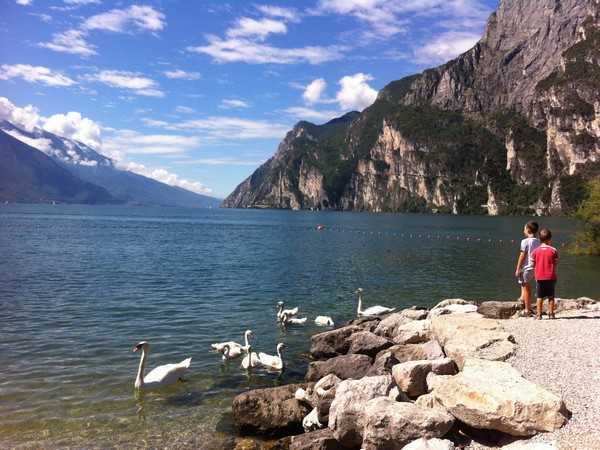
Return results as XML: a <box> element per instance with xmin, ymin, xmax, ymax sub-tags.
<box><xmin>135</xmin><ymin>349</ymin><xmax>147</xmax><ymax>388</ymax></box>
<box><xmin>244</xmin><ymin>332</ymin><xmax>250</xmax><ymax>348</ymax></box>
<box><xmin>277</xmin><ymin>348</ymin><xmax>284</xmax><ymax>368</ymax></box>
<box><xmin>357</xmin><ymin>292</ymin><xmax>363</xmax><ymax>315</ymax></box>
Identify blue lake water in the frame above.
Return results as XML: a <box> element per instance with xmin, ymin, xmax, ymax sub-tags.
<box><xmin>1</xmin><ymin>205</ymin><xmax>598</xmax><ymax>448</ymax></box>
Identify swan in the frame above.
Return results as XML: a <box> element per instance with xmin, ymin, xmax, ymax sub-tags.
<box><xmin>241</xmin><ymin>344</ymin><xmax>261</xmax><ymax>370</ymax></box>
<box><xmin>277</xmin><ymin>301</ymin><xmax>299</xmax><ymax>322</ymax></box>
<box><xmin>281</xmin><ymin>312</ymin><xmax>307</xmax><ymax>325</ymax></box>
<box><xmin>256</xmin><ymin>343</ymin><xmax>286</xmax><ymax>371</ymax></box>
<box><xmin>133</xmin><ymin>341</ymin><xmax>191</xmax><ymax>390</ymax></box>
<box><xmin>356</xmin><ymin>288</ymin><xmax>395</xmax><ymax>317</ymax></box>
<box><xmin>314</xmin><ymin>315</ymin><xmax>334</xmax><ymax>326</ymax></box>
<box><xmin>211</xmin><ymin>330</ymin><xmax>253</xmax><ymax>358</ymax></box>
<box><xmin>220</xmin><ymin>344</ymin><xmax>239</xmax><ymax>361</ymax></box>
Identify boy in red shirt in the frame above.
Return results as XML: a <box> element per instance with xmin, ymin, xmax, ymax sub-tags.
<box><xmin>532</xmin><ymin>228</ymin><xmax>559</xmax><ymax>320</ymax></box>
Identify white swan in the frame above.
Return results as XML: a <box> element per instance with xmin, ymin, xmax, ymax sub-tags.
<box><xmin>221</xmin><ymin>344</ymin><xmax>238</xmax><ymax>361</ymax></box>
<box><xmin>356</xmin><ymin>288</ymin><xmax>395</xmax><ymax>317</ymax></box>
<box><xmin>256</xmin><ymin>343</ymin><xmax>286</xmax><ymax>371</ymax></box>
<box><xmin>241</xmin><ymin>344</ymin><xmax>261</xmax><ymax>370</ymax></box>
<box><xmin>314</xmin><ymin>315</ymin><xmax>334</xmax><ymax>326</ymax></box>
<box><xmin>133</xmin><ymin>341</ymin><xmax>191</xmax><ymax>390</ymax></box>
<box><xmin>281</xmin><ymin>312</ymin><xmax>307</xmax><ymax>325</ymax></box>
<box><xmin>211</xmin><ymin>330</ymin><xmax>253</xmax><ymax>359</ymax></box>
<box><xmin>277</xmin><ymin>301</ymin><xmax>299</xmax><ymax>322</ymax></box>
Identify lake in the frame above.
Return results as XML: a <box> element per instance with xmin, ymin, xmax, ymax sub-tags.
<box><xmin>1</xmin><ymin>205</ymin><xmax>598</xmax><ymax>448</ymax></box>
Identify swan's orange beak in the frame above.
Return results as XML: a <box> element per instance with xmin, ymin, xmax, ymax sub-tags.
<box><xmin>133</xmin><ymin>346</ymin><xmax>139</xmax><ymax>352</ymax></box>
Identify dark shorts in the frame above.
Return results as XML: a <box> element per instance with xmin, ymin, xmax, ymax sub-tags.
<box><xmin>536</xmin><ymin>280</ymin><xmax>556</xmax><ymax>299</ymax></box>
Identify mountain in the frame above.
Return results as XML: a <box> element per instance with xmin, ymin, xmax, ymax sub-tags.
<box><xmin>0</xmin><ymin>121</ymin><xmax>221</xmax><ymax>208</ymax></box>
<box><xmin>0</xmin><ymin>130</ymin><xmax>118</xmax><ymax>204</ymax></box>
<box><xmin>223</xmin><ymin>0</ymin><xmax>600</xmax><ymax>215</ymax></box>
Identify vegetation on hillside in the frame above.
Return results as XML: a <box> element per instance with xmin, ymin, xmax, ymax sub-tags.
<box><xmin>570</xmin><ymin>179</ymin><xmax>600</xmax><ymax>255</ymax></box>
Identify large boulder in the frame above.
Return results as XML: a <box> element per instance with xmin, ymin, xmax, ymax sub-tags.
<box><xmin>399</xmin><ymin>308</ymin><xmax>429</xmax><ymax>321</ymax></box>
<box><xmin>233</xmin><ymin>383</ymin><xmax>312</xmax><ymax>435</ymax></box>
<box><xmin>289</xmin><ymin>429</ymin><xmax>340</xmax><ymax>450</ymax></box>
<box><xmin>347</xmin><ymin>316</ymin><xmax>382</xmax><ymax>332</ymax></box>
<box><xmin>310</xmin><ymin>325</ymin><xmax>362</xmax><ymax>359</ymax></box>
<box><xmin>555</xmin><ymin>297</ymin><xmax>597</xmax><ymax>313</ymax></box>
<box><xmin>367</xmin><ymin>341</ymin><xmax>444</xmax><ymax>376</ymax></box>
<box><xmin>374</xmin><ymin>313</ymin><xmax>412</xmax><ymax>338</ymax></box>
<box><xmin>328</xmin><ymin>375</ymin><xmax>394</xmax><ymax>448</ymax></box>
<box><xmin>306</xmin><ymin>354</ymin><xmax>372</xmax><ymax>382</ymax></box>
<box><xmin>431</xmin><ymin>299</ymin><xmax>472</xmax><ymax>309</ymax></box>
<box><xmin>431</xmin><ymin>313</ymin><xmax>515</xmax><ymax>368</ymax></box>
<box><xmin>402</xmin><ymin>438</ymin><xmax>455</xmax><ymax>450</ymax></box>
<box><xmin>434</xmin><ymin>358</ymin><xmax>568</xmax><ymax>436</ymax></box>
<box><xmin>360</xmin><ymin>397</ymin><xmax>455</xmax><ymax>450</ymax></box>
<box><xmin>347</xmin><ymin>331</ymin><xmax>393</xmax><ymax>357</ymax></box>
<box><xmin>392</xmin><ymin>358</ymin><xmax>457</xmax><ymax>397</ymax></box>
<box><xmin>428</xmin><ymin>304</ymin><xmax>478</xmax><ymax>318</ymax></box>
<box><xmin>393</xmin><ymin>320</ymin><xmax>431</xmax><ymax>345</ymax></box>
<box><xmin>478</xmin><ymin>301</ymin><xmax>521</xmax><ymax>319</ymax></box>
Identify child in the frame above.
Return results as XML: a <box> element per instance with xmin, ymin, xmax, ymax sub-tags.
<box><xmin>515</xmin><ymin>221</ymin><xmax>540</xmax><ymax>316</ymax></box>
<box><xmin>532</xmin><ymin>228</ymin><xmax>559</xmax><ymax>320</ymax></box>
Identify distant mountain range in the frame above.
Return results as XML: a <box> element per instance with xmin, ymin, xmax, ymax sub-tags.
<box><xmin>223</xmin><ymin>0</ymin><xmax>599</xmax><ymax>215</ymax></box>
<box><xmin>0</xmin><ymin>121</ymin><xmax>220</xmax><ymax>208</ymax></box>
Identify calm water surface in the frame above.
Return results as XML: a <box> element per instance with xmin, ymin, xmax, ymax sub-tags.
<box><xmin>1</xmin><ymin>205</ymin><xmax>598</xmax><ymax>448</ymax></box>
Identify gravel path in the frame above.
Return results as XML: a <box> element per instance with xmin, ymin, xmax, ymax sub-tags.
<box><xmin>469</xmin><ymin>309</ymin><xmax>600</xmax><ymax>450</ymax></box>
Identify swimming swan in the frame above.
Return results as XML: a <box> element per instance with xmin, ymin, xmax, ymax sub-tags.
<box><xmin>241</xmin><ymin>344</ymin><xmax>261</xmax><ymax>370</ymax></box>
<box><xmin>281</xmin><ymin>312</ymin><xmax>307</xmax><ymax>325</ymax></box>
<box><xmin>133</xmin><ymin>341</ymin><xmax>191</xmax><ymax>390</ymax></box>
<box><xmin>256</xmin><ymin>343</ymin><xmax>286</xmax><ymax>371</ymax></box>
<box><xmin>314</xmin><ymin>316</ymin><xmax>334</xmax><ymax>326</ymax></box>
<box><xmin>277</xmin><ymin>301</ymin><xmax>299</xmax><ymax>321</ymax></box>
<box><xmin>356</xmin><ymin>288</ymin><xmax>395</xmax><ymax>317</ymax></box>
<box><xmin>211</xmin><ymin>330</ymin><xmax>253</xmax><ymax>358</ymax></box>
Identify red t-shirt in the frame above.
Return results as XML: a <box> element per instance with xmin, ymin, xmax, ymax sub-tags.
<box><xmin>532</xmin><ymin>244</ymin><xmax>558</xmax><ymax>281</ymax></box>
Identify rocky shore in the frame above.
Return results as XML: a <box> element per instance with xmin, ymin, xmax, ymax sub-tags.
<box><xmin>231</xmin><ymin>297</ymin><xmax>599</xmax><ymax>450</ymax></box>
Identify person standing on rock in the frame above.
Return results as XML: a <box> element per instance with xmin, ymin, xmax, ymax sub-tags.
<box><xmin>515</xmin><ymin>221</ymin><xmax>540</xmax><ymax>317</ymax></box>
<box><xmin>532</xmin><ymin>228</ymin><xmax>559</xmax><ymax>320</ymax></box>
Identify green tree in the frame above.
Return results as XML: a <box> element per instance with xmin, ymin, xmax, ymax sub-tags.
<box><xmin>570</xmin><ymin>179</ymin><xmax>600</xmax><ymax>255</ymax></box>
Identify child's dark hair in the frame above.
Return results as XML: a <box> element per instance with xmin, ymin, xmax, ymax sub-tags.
<box><xmin>539</xmin><ymin>228</ymin><xmax>552</xmax><ymax>243</ymax></box>
<box><xmin>525</xmin><ymin>221</ymin><xmax>539</xmax><ymax>235</ymax></box>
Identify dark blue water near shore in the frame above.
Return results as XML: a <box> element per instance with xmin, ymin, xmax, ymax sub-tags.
<box><xmin>1</xmin><ymin>205</ymin><xmax>598</xmax><ymax>447</ymax></box>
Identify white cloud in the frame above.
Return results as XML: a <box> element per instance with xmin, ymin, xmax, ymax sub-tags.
<box><xmin>85</xmin><ymin>70</ymin><xmax>164</xmax><ymax>97</ymax></box>
<box><xmin>43</xmin><ymin>111</ymin><xmax>102</xmax><ymax>149</ymax></box>
<box><xmin>16</xmin><ymin>0</ymin><xmax>32</xmax><ymax>5</ymax></box>
<box><xmin>144</xmin><ymin>116</ymin><xmax>289</xmax><ymax>140</ymax></box>
<box><xmin>227</xmin><ymin>17</ymin><xmax>287</xmax><ymax>40</ymax></box>
<box><xmin>416</xmin><ymin>31</ymin><xmax>480</xmax><ymax>64</ymax></box>
<box><xmin>336</xmin><ymin>73</ymin><xmax>377</xmax><ymax>110</ymax></box>
<box><xmin>283</xmin><ymin>106</ymin><xmax>341</xmax><ymax>122</ymax></box>
<box><xmin>64</xmin><ymin>0</ymin><xmax>101</xmax><ymax>4</ymax></box>
<box><xmin>256</xmin><ymin>5</ymin><xmax>299</xmax><ymax>21</ymax></box>
<box><xmin>219</xmin><ymin>99</ymin><xmax>250</xmax><ymax>109</ymax></box>
<box><xmin>0</xmin><ymin>64</ymin><xmax>76</xmax><ymax>87</ymax></box>
<box><xmin>175</xmin><ymin>106</ymin><xmax>195</xmax><ymax>114</ymax></box>
<box><xmin>0</xmin><ymin>97</ymin><xmax>42</xmax><ymax>131</ymax></box>
<box><xmin>163</xmin><ymin>69</ymin><xmax>201</xmax><ymax>80</ymax></box>
<box><xmin>188</xmin><ymin>36</ymin><xmax>344</xmax><ymax>65</ymax></box>
<box><xmin>83</xmin><ymin>5</ymin><xmax>165</xmax><ymax>33</ymax></box>
<box><xmin>39</xmin><ymin>29</ymin><xmax>97</xmax><ymax>56</ymax></box>
<box><xmin>176</xmin><ymin>157</ymin><xmax>265</xmax><ymax>166</ymax></box>
<box><xmin>29</xmin><ymin>12</ymin><xmax>52</xmax><ymax>22</ymax></box>
<box><xmin>303</xmin><ymin>78</ymin><xmax>327</xmax><ymax>104</ymax></box>
<box><xmin>2</xmin><ymin>128</ymin><xmax>53</xmax><ymax>153</ymax></box>
<box><xmin>103</xmin><ymin>130</ymin><xmax>200</xmax><ymax>156</ymax></box>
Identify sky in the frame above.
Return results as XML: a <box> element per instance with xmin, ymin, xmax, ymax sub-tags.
<box><xmin>0</xmin><ymin>0</ymin><xmax>498</xmax><ymax>199</ymax></box>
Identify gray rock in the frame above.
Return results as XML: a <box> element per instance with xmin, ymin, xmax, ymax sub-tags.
<box><xmin>361</xmin><ymin>397</ymin><xmax>455</xmax><ymax>450</ymax></box>
<box><xmin>328</xmin><ymin>375</ymin><xmax>394</xmax><ymax>448</ymax></box>
<box><xmin>374</xmin><ymin>313</ymin><xmax>413</xmax><ymax>338</ymax></box>
<box><xmin>391</xmin><ymin>340</ymin><xmax>445</xmax><ymax>363</ymax></box>
<box><xmin>393</xmin><ymin>320</ymin><xmax>432</xmax><ymax>344</ymax></box>
<box><xmin>426</xmin><ymin>372</ymin><xmax>452</xmax><ymax>393</ymax></box>
<box><xmin>347</xmin><ymin>316</ymin><xmax>382</xmax><ymax>332</ymax></box>
<box><xmin>478</xmin><ymin>301</ymin><xmax>521</xmax><ymax>319</ymax></box>
<box><xmin>434</xmin><ymin>358</ymin><xmax>569</xmax><ymax>436</ymax></box>
<box><xmin>392</xmin><ymin>358</ymin><xmax>457</xmax><ymax>397</ymax></box>
<box><xmin>306</xmin><ymin>354</ymin><xmax>373</xmax><ymax>382</ymax></box>
<box><xmin>310</xmin><ymin>325</ymin><xmax>362</xmax><ymax>360</ymax></box>
<box><xmin>289</xmin><ymin>429</ymin><xmax>340</xmax><ymax>450</ymax></box>
<box><xmin>313</xmin><ymin>374</ymin><xmax>341</xmax><ymax>424</ymax></box>
<box><xmin>400</xmin><ymin>308</ymin><xmax>430</xmax><ymax>321</ymax></box>
<box><xmin>402</xmin><ymin>438</ymin><xmax>455</xmax><ymax>450</ymax></box>
<box><xmin>232</xmin><ymin>383</ymin><xmax>312</xmax><ymax>435</ymax></box>
<box><xmin>347</xmin><ymin>331</ymin><xmax>393</xmax><ymax>357</ymax></box>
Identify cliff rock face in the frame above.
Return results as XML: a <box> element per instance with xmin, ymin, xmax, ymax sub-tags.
<box><xmin>223</xmin><ymin>0</ymin><xmax>600</xmax><ymax>215</ymax></box>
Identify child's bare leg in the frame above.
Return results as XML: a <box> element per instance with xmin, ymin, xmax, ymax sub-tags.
<box><xmin>523</xmin><ymin>284</ymin><xmax>532</xmax><ymax>313</ymax></box>
<box><xmin>549</xmin><ymin>298</ymin><xmax>556</xmax><ymax>318</ymax></box>
<box><xmin>536</xmin><ymin>298</ymin><xmax>543</xmax><ymax>319</ymax></box>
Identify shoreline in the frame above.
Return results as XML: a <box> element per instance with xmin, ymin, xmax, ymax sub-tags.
<box><xmin>230</xmin><ymin>297</ymin><xmax>600</xmax><ymax>450</ymax></box>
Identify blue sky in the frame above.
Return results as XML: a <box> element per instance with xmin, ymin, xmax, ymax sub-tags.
<box><xmin>1</xmin><ymin>0</ymin><xmax>498</xmax><ymax>198</ymax></box>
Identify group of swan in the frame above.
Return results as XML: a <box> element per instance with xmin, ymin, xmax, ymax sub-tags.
<box><xmin>277</xmin><ymin>301</ymin><xmax>334</xmax><ymax>327</ymax></box>
<box><xmin>133</xmin><ymin>289</ymin><xmax>394</xmax><ymax>390</ymax></box>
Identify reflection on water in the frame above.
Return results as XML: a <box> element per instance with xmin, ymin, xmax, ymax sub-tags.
<box><xmin>1</xmin><ymin>205</ymin><xmax>598</xmax><ymax>448</ymax></box>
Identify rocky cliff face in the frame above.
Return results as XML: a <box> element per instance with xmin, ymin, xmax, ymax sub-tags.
<box><xmin>223</xmin><ymin>0</ymin><xmax>600</xmax><ymax>215</ymax></box>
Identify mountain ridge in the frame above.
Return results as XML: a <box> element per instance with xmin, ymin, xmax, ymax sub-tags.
<box><xmin>223</xmin><ymin>0</ymin><xmax>599</xmax><ymax>215</ymax></box>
